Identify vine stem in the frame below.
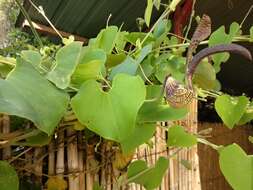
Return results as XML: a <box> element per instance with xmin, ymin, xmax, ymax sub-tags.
<box><xmin>139</xmin><ymin>0</ymin><xmax>183</xmax><ymax>49</ymax></box>
<box><xmin>182</xmin><ymin>0</ymin><xmax>196</xmax><ymax>44</ymax></box>
<box><xmin>14</xmin><ymin>0</ymin><xmax>43</xmax><ymax>48</ymax></box>
<box><xmin>239</xmin><ymin>4</ymin><xmax>253</xmax><ymax>29</ymax></box>
<box><xmin>154</xmin><ymin>35</ymin><xmax>252</xmax><ymax>51</ymax></box>
<box><xmin>28</xmin><ymin>0</ymin><xmax>63</xmax><ymax>39</ymax></box>
<box><xmin>197</xmin><ymin>138</ymin><xmax>221</xmax><ymax>151</ymax></box>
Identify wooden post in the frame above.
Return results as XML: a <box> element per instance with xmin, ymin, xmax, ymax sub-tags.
<box><xmin>169</xmin><ymin>99</ymin><xmax>201</xmax><ymax>190</ymax></box>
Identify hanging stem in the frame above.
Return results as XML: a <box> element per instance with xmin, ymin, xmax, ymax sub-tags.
<box><xmin>14</xmin><ymin>0</ymin><xmax>43</xmax><ymax>48</ymax></box>
<box><xmin>28</xmin><ymin>0</ymin><xmax>63</xmax><ymax>39</ymax></box>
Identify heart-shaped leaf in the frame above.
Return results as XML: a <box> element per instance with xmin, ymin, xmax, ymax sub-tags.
<box><xmin>47</xmin><ymin>42</ymin><xmax>82</xmax><ymax>89</ymax></box>
<box><xmin>71</xmin><ymin>74</ymin><xmax>146</xmax><ymax>142</ymax></box>
<box><xmin>215</xmin><ymin>95</ymin><xmax>249</xmax><ymax>129</ymax></box>
<box><xmin>0</xmin><ymin>58</ymin><xmax>69</xmax><ymax>135</ymax></box>
<box><xmin>127</xmin><ymin>157</ymin><xmax>169</xmax><ymax>190</ymax></box>
<box><xmin>0</xmin><ymin>161</ymin><xmax>19</xmax><ymax>190</ymax></box>
<box><xmin>167</xmin><ymin>125</ymin><xmax>197</xmax><ymax>147</ymax></box>
<box><xmin>219</xmin><ymin>144</ymin><xmax>253</xmax><ymax>190</ymax></box>
<box><xmin>121</xmin><ymin>123</ymin><xmax>156</xmax><ymax>154</ymax></box>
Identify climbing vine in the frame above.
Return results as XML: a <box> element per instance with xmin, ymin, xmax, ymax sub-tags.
<box><xmin>0</xmin><ymin>0</ymin><xmax>253</xmax><ymax>190</ymax></box>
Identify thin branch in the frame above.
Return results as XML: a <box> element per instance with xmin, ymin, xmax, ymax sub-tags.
<box><xmin>14</xmin><ymin>0</ymin><xmax>43</xmax><ymax>48</ymax></box>
<box><xmin>28</xmin><ymin>0</ymin><xmax>63</xmax><ymax>39</ymax></box>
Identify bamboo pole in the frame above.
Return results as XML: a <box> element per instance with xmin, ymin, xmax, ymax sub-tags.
<box><xmin>56</xmin><ymin>129</ymin><xmax>65</xmax><ymax>177</ymax></box>
<box><xmin>2</xmin><ymin>115</ymin><xmax>11</xmax><ymax>160</ymax></box>
<box><xmin>86</xmin><ymin>142</ymin><xmax>95</xmax><ymax>190</ymax></box>
<box><xmin>34</xmin><ymin>147</ymin><xmax>44</xmax><ymax>184</ymax></box>
<box><xmin>77</xmin><ymin>132</ymin><xmax>85</xmax><ymax>190</ymax></box>
<box><xmin>169</xmin><ymin>99</ymin><xmax>201</xmax><ymax>190</ymax></box>
<box><xmin>67</xmin><ymin>128</ymin><xmax>79</xmax><ymax>190</ymax></box>
<box><xmin>48</xmin><ymin>138</ymin><xmax>55</xmax><ymax>176</ymax></box>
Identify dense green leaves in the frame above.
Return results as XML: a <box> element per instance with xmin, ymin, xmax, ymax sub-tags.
<box><xmin>110</xmin><ymin>45</ymin><xmax>152</xmax><ymax>79</ymax></box>
<box><xmin>208</xmin><ymin>22</ymin><xmax>240</xmax><ymax>72</ymax></box>
<box><xmin>127</xmin><ymin>157</ymin><xmax>169</xmax><ymax>190</ymax></box>
<box><xmin>167</xmin><ymin>125</ymin><xmax>197</xmax><ymax>147</ymax></box>
<box><xmin>71</xmin><ymin>74</ymin><xmax>146</xmax><ymax>142</ymax></box>
<box><xmin>215</xmin><ymin>95</ymin><xmax>249</xmax><ymax>129</ymax></box>
<box><xmin>0</xmin><ymin>161</ymin><xmax>19</xmax><ymax>190</ymax></box>
<box><xmin>219</xmin><ymin>144</ymin><xmax>253</xmax><ymax>190</ymax></box>
<box><xmin>0</xmin><ymin>58</ymin><xmax>69</xmax><ymax>135</ymax></box>
<box><xmin>47</xmin><ymin>42</ymin><xmax>82</xmax><ymax>89</ymax></box>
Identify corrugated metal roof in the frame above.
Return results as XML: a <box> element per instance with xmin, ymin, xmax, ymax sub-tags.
<box><xmin>22</xmin><ymin>0</ymin><xmax>162</xmax><ymax>38</ymax></box>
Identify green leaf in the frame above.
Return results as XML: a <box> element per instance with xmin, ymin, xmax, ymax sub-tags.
<box><xmin>136</xmin><ymin>55</ymin><xmax>154</xmax><ymax>81</ymax></box>
<box><xmin>0</xmin><ymin>161</ymin><xmax>19</xmax><ymax>190</ymax></box>
<box><xmin>92</xmin><ymin>26</ymin><xmax>118</xmax><ymax>54</ymax></box>
<box><xmin>17</xmin><ymin>132</ymin><xmax>51</xmax><ymax>146</ymax></box>
<box><xmin>106</xmin><ymin>53</ymin><xmax>126</xmax><ymax>68</ymax></box>
<box><xmin>125</xmin><ymin>32</ymin><xmax>155</xmax><ymax>46</ymax></box>
<box><xmin>138</xmin><ymin>101</ymin><xmax>188</xmax><ymax>122</ymax></box>
<box><xmin>208</xmin><ymin>22</ymin><xmax>240</xmax><ymax>72</ymax></box>
<box><xmin>0</xmin><ymin>58</ymin><xmax>69</xmax><ymax>135</ymax></box>
<box><xmin>109</xmin><ymin>56</ymin><xmax>137</xmax><ymax>79</ymax></box>
<box><xmin>153</xmin><ymin>19</ymin><xmax>171</xmax><ymax>47</ymax></box>
<box><xmin>71</xmin><ymin>74</ymin><xmax>146</xmax><ymax>142</ymax></box>
<box><xmin>219</xmin><ymin>144</ymin><xmax>253</xmax><ymax>190</ymax></box>
<box><xmin>215</xmin><ymin>95</ymin><xmax>249</xmax><ymax>129</ymax></box>
<box><xmin>0</xmin><ymin>56</ymin><xmax>14</xmax><ymax>78</ymax></box>
<box><xmin>110</xmin><ymin>45</ymin><xmax>152</xmax><ymax>79</ymax></box>
<box><xmin>121</xmin><ymin>123</ymin><xmax>156</xmax><ymax>154</ymax></box>
<box><xmin>115</xmin><ymin>31</ymin><xmax>128</xmax><ymax>52</ymax></box>
<box><xmin>250</xmin><ymin>26</ymin><xmax>253</xmax><ymax>42</ymax></box>
<box><xmin>47</xmin><ymin>42</ymin><xmax>82</xmax><ymax>89</ymax></box>
<box><xmin>153</xmin><ymin>0</ymin><xmax>161</xmax><ymax>10</ymax></box>
<box><xmin>167</xmin><ymin>125</ymin><xmax>197</xmax><ymax>147</ymax></box>
<box><xmin>238</xmin><ymin>103</ymin><xmax>253</xmax><ymax>125</ymax></box>
<box><xmin>71</xmin><ymin>48</ymin><xmax>106</xmax><ymax>87</ymax></box>
<box><xmin>62</xmin><ymin>35</ymin><xmax>75</xmax><ymax>45</ymax></box>
<box><xmin>144</xmin><ymin>0</ymin><xmax>153</xmax><ymax>27</ymax></box>
<box><xmin>127</xmin><ymin>157</ymin><xmax>169</xmax><ymax>190</ymax></box>
<box><xmin>93</xmin><ymin>182</ymin><xmax>104</xmax><ymax>190</ymax></box>
<box><xmin>193</xmin><ymin>59</ymin><xmax>217</xmax><ymax>89</ymax></box>
<box><xmin>155</xmin><ymin>54</ymin><xmax>185</xmax><ymax>83</ymax></box>
<box><xmin>21</xmin><ymin>50</ymin><xmax>42</xmax><ymax>71</ymax></box>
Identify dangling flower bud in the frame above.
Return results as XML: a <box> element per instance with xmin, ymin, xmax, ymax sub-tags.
<box><xmin>165</xmin><ymin>76</ymin><xmax>194</xmax><ymax>108</ymax></box>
